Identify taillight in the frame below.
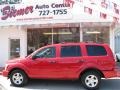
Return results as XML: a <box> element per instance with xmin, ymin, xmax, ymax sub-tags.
<box><xmin>113</xmin><ymin>53</ymin><xmax>117</xmax><ymax>62</ymax></box>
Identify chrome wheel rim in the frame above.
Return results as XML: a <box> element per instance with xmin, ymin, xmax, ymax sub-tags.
<box><xmin>85</xmin><ymin>75</ymin><xmax>98</xmax><ymax>88</ymax></box>
<box><xmin>12</xmin><ymin>73</ymin><xmax>23</xmax><ymax>85</ymax></box>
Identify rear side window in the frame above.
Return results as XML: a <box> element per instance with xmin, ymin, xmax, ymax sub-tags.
<box><xmin>86</xmin><ymin>45</ymin><xmax>107</xmax><ymax>56</ymax></box>
<box><xmin>61</xmin><ymin>45</ymin><xmax>81</xmax><ymax>57</ymax></box>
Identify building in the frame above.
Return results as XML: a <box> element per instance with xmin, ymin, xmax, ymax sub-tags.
<box><xmin>0</xmin><ymin>0</ymin><xmax>120</xmax><ymax>67</ymax></box>
<box><xmin>0</xmin><ymin>0</ymin><xmax>21</xmax><ymax>5</ymax></box>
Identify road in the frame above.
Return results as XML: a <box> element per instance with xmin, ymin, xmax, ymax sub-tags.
<box><xmin>0</xmin><ymin>76</ymin><xmax>120</xmax><ymax>90</ymax></box>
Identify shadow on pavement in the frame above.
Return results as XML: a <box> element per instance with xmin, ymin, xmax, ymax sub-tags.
<box><xmin>10</xmin><ymin>79</ymin><xmax>85</xmax><ymax>90</ymax></box>
<box><xmin>100</xmin><ymin>79</ymin><xmax>120</xmax><ymax>90</ymax></box>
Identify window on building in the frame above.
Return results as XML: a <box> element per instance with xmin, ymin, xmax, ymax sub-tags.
<box><xmin>53</xmin><ymin>27</ymin><xmax>80</xmax><ymax>43</ymax></box>
<box><xmin>27</xmin><ymin>28</ymin><xmax>52</xmax><ymax>55</ymax></box>
<box><xmin>9</xmin><ymin>39</ymin><xmax>20</xmax><ymax>59</ymax></box>
<box><xmin>86</xmin><ymin>45</ymin><xmax>107</xmax><ymax>56</ymax></box>
<box><xmin>83</xmin><ymin>27</ymin><xmax>109</xmax><ymax>44</ymax></box>
<box><xmin>61</xmin><ymin>46</ymin><xmax>81</xmax><ymax>57</ymax></box>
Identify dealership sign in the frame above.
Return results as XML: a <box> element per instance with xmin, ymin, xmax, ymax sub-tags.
<box><xmin>1</xmin><ymin>5</ymin><xmax>33</xmax><ymax>20</ymax></box>
<box><xmin>0</xmin><ymin>0</ymin><xmax>120</xmax><ymax>26</ymax></box>
<box><xmin>0</xmin><ymin>2</ymin><xmax>72</xmax><ymax>21</ymax></box>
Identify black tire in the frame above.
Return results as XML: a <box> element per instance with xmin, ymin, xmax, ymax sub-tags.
<box><xmin>10</xmin><ymin>70</ymin><xmax>28</xmax><ymax>87</ymax></box>
<box><xmin>81</xmin><ymin>71</ymin><xmax>101</xmax><ymax>90</ymax></box>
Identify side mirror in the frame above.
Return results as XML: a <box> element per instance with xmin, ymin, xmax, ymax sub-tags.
<box><xmin>32</xmin><ymin>55</ymin><xmax>39</xmax><ymax>60</ymax></box>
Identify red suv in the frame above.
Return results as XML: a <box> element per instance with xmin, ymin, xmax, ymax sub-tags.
<box><xmin>2</xmin><ymin>43</ymin><xmax>117</xmax><ymax>90</ymax></box>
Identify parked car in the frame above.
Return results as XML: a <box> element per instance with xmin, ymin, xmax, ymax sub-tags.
<box><xmin>116</xmin><ymin>52</ymin><xmax>120</xmax><ymax>62</ymax></box>
<box><xmin>2</xmin><ymin>42</ymin><xmax>118</xmax><ymax>90</ymax></box>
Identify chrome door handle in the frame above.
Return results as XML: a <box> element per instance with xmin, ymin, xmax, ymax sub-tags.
<box><xmin>78</xmin><ymin>60</ymin><xmax>85</xmax><ymax>63</ymax></box>
<box><xmin>49</xmin><ymin>61</ymin><xmax>56</xmax><ymax>63</ymax></box>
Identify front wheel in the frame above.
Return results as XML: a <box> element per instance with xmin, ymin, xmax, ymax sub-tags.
<box><xmin>81</xmin><ymin>71</ymin><xmax>101</xmax><ymax>90</ymax></box>
<box><xmin>10</xmin><ymin>70</ymin><xmax>28</xmax><ymax>87</ymax></box>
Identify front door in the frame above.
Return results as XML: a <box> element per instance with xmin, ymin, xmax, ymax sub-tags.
<box><xmin>29</xmin><ymin>46</ymin><xmax>59</xmax><ymax>78</ymax></box>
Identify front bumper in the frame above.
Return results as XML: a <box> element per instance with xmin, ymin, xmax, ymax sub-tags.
<box><xmin>2</xmin><ymin>70</ymin><xmax>9</xmax><ymax>77</ymax></box>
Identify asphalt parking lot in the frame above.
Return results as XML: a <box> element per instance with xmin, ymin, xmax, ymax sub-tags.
<box><xmin>1</xmin><ymin>76</ymin><xmax>120</xmax><ymax>90</ymax></box>
<box><xmin>0</xmin><ymin>76</ymin><xmax>120</xmax><ymax>90</ymax></box>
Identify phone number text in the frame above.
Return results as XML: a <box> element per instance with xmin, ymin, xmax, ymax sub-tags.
<box><xmin>39</xmin><ymin>9</ymin><xmax>67</xmax><ymax>16</ymax></box>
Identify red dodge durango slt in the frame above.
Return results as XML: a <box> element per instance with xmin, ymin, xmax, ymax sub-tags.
<box><xmin>2</xmin><ymin>42</ymin><xmax>119</xmax><ymax>90</ymax></box>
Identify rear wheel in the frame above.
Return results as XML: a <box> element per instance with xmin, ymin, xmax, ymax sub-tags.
<box><xmin>10</xmin><ymin>70</ymin><xmax>28</xmax><ymax>87</ymax></box>
<box><xmin>81</xmin><ymin>71</ymin><xmax>101</xmax><ymax>90</ymax></box>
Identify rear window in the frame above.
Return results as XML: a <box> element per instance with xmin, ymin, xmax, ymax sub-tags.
<box><xmin>86</xmin><ymin>45</ymin><xmax>107</xmax><ymax>56</ymax></box>
<box><xmin>61</xmin><ymin>45</ymin><xmax>81</xmax><ymax>57</ymax></box>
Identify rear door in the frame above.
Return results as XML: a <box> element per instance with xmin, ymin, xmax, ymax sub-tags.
<box><xmin>58</xmin><ymin>45</ymin><xmax>84</xmax><ymax>78</ymax></box>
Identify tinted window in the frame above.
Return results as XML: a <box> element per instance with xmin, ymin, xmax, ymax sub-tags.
<box><xmin>86</xmin><ymin>45</ymin><xmax>107</xmax><ymax>56</ymax></box>
<box><xmin>35</xmin><ymin>47</ymin><xmax>56</xmax><ymax>58</ymax></box>
<box><xmin>61</xmin><ymin>46</ymin><xmax>81</xmax><ymax>57</ymax></box>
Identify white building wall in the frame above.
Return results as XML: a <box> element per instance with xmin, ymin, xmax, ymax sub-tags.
<box><xmin>0</xmin><ymin>26</ymin><xmax>27</xmax><ymax>67</ymax></box>
<box><xmin>110</xmin><ymin>27</ymin><xmax>115</xmax><ymax>54</ymax></box>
